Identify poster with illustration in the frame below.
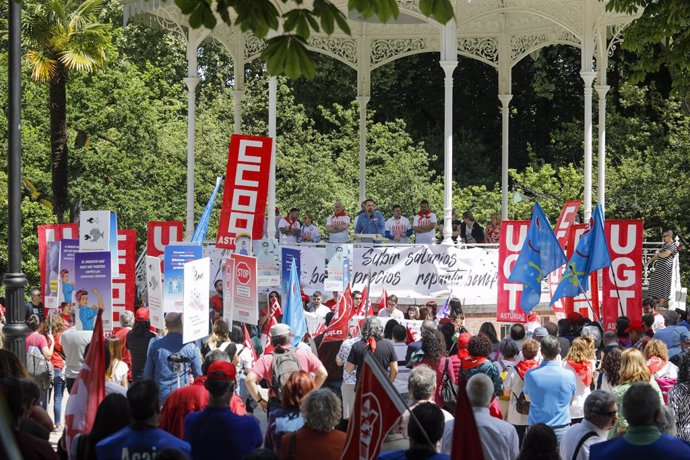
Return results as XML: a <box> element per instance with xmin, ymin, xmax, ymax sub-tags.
<box><xmin>183</xmin><ymin>257</ymin><xmax>210</xmax><ymax>343</ymax></box>
<box><xmin>146</xmin><ymin>255</ymin><xmax>165</xmax><ymax>330</ymax></box>
<box><xmin>74</xmin><ymin>251</ymin><xmax>113</xmax><ymax>331</ymax></box>
<box><xmin>79</xmin><ymin>210</ymin><xmax>119</xmax><ymax>276</ymax></box>
<box><xmin>254</xmin><ymin>238</ymin><xmax>280</xmax><ymax>287</ymax></box>
<box><xmin>164</xmin><ymin>244</ymin><xmax>203</xmax><ymax>314</ymax></box>
<box><xmin>43</xmin><ymin>241</ymin><xmax>61</xmax><ymax>309</ymax></box>
<box><xmin>58</xmin><ymin>240</ymin><xmax>79</xmax><ymax>307</ymax></box>
<box><xmin>203</xmin><ymin>244</ymin><xmax>231</xmax><ymax>291</ymax></box>
<box><xmin>324</xmin><ymin>243</ymin><xmax>351</xmax><ymax>292</ymax></box>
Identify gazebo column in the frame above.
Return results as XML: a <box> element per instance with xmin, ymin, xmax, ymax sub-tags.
<box><xmin>357</xmin><ymin>38</ymin><xmax>371</xmax><ymax>203</ymax></box>
<box><xmin>184</xmin><ymin>27</ymin><xmax>208</xmax><ymax>238</ymax></box>
<box><xmin>266</xmin><ymin>76</ymin><xmax>278</xmax><ymax>238</ymax></box>
<box><xmin>581</xmin><ymin>0</ymin><xmax>596</xmax><ymax>221</ymax></box>
<box><xmin>233</xmin><ymin>59</ymin><xmax>245</xmax><ymax>134</ymax></box>
<box><xmin>440</xmin><ymin>22</ymin><xmax>457</xmax><ymax>245</ymax></box>
<box><xmin>595</xmin><ymin>26</ymin><xmax>610</xmax><ymax>210</ymax></box>
<box><xmin>498</xmin><ymin>30</ymin><xmax>512</xmax><ymax>221</ymax></box>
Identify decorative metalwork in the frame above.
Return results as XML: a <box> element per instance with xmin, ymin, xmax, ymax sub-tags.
<box><xmin>308</xmin><ymin>37</ymin><xmax>359</xmax><ymax>66</ymax></box>
<box><xmin>244</xmin><ymin>33</ymin><xmax>267</xmax><ymax>61</ymax></box>
<box><xmin>607</xmin><ymin>24</ymin><xmax>628</xmax><ymax>58</ymax></box>
<box><xmin>457</xmin><ymin>37</ymin><xmax>499</xmax><ymax>66</ymax></box>
<box><xmin>370</xmin><ymin>38</ymin><xmax>427</xmax><ymax>66</ymax></box>
<box><xmin>397</xmin><ymin>0</ymin><xmax>420</xmax><ymax>13</ymax></box>
<box><xmin>511</xmin><ymin>32</ymin><xmax>547</xmax><ymax>61</ymax></box>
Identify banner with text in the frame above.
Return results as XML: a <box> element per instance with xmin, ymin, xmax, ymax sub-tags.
<box><xmin>79</xmin><ymin>210</ymin><xmax>118</xmax><ymax>276</ymax></box>
<box><xmin>602</xmin><ymin>220</ymin><xmax>644</xmax><ymax>331</ymax></box>
<box><xmin>58</xmin><ymin>240</ymin><xmax>79</xmax><ymax>307</ymax></box>
<box><xmin>44</xmin><ymin>241</ymin><xmax>61</xmax><ymax>309</ymax></box>
<box><xmin>112</xmin><ymin>230</ymin><xmax>137</xmax><ymax>325</ymax></box>
<box><xmin>223</xmin><ymin>258</ymin><xmax>236</xmax><ymax>324</ymax></box>
<box><xmin>38</xmin><ymin>224</ymin><xmax>79</xmax><ymax>306</ymax></box>
<box><xmin>497</xmin><ymin>221</ymin><xmax>530</xmax><ymax>322</ymax></box>
<box><xmin>145</xmin><ymin>255</ymin><xmax>165</xmax><ymax>330</ymax></box>
<box><xmin>163</xmin><ymin>244</ymin><xmax>203</xmax><ymax>314</ymax></box>
<box><xmin>74</xmin><ymin>251</ymin><xmax>113</xmax><ymax>331</ymax></box>
<box><xmin>324</xmin><ymin>244</ymin><xmax>352</xmax><ymax>292</ymax></box>
<box><xmin>230</xmin><ymin>254</ymin><xmax>258</xmax><ymax>325</ymax></box>
<box><xmin>183</xmin><ymin>257</ymin><xmax>210</xmax><ymax>344</ymax></box>
<box><xmin>217</xmin><ymin>134</ymin><xmax>273</xmax><ymax>249</ymax></box>
<box><xmin>254</xmin><ymin>238</ymin><xmax>281</xmax><ymax>287</ymax></box>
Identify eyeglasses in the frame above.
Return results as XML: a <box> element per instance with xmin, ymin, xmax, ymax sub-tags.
<box><xmin>596</xmin><ymin>410</ymin><xmax>617</xmax><ymax>418</ymax></box>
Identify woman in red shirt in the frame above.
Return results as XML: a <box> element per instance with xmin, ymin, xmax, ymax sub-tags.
<box><xmin>414</xmin><ymin>329</ymin><xmax>457</xmax><ymax>411</ymax></box>
<box><xmin>49</xmin><ymin>315</ymin><xmax>66</xmax><ymax>429</ymax></box>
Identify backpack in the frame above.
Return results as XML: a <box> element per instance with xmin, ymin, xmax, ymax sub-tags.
<box><xmin>271</xmin><ymin>348</ymin><xmax>302</xmax><ymax>400</ymax></box>
<box><xmin>512</xmin><ymin>371</ymin><xmax>530</xmax><ymax>415</ymax></box>
<box><xmin>441</xmin><ymin>357</ymin><xmax>458</xmax><ymax>415</ymax></box>
<box><xmin>655</xmin><ymin>375</ymin><xmax>676</xmax><ymax>404</ymax></box>
<box><xmin>26</xmin><ymin>345</ymin><xmax>54</xmax><ymax>390</ymax></box>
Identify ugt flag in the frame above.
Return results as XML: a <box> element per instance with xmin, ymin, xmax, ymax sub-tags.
<box><xmin>508</xmin><ymin>202</ymin><xmax>567</xmax><ymax>313</ymax></box>
<box><xmin>551</xmin><ymin>205</ymin><xmax>611</xmax><ymax>304</ymax></box>
<box><xmin>322</xmin><ymin>285</ymin><xmax>353</xmax><ymax>344</ymax></box>
<box><xmin>283</xmin><ymin>260</ymin><xmax>307</xmax><ymax>346</ymax></box>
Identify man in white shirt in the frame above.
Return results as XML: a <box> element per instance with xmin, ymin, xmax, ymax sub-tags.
<box><xmin>326</xmin><ymin>201</ymin><xmax>351</xmax><ymax>243</ymax></box>
<box><xmin>385</xmin><ymin>205</ymin><xmax>412</xmax><ymax>243</ymax></box>
<box><xmin>61</xmin><ymin>321</ymin><xmax>93</xmax><ymax>391</ymax></box>
<box><xmin>277</xmin><ymin>208</ymin><xmax>301</xmax><ymax>243</ymax></box>
<box><xmin>306</xmin><ymin>291</ymin><xmax>331</xmax><ymax>318</ymax></box>
<box><xmin>412</xmin><ymin>200</ymin><xmax>437</xmax><ymax>244</ymax></box>
<box><xmin>560</xmin><ymin>390</ymin><xmax>617</xmax><ymax>460</ymax></box>
<box><xmin>377</xmin><ymin>294</ymin><xmax>405</xmax><ymax>321</ymax></box>
<box><xmin>467</xmin><ymin>373</ymin><xmax>519</xmax><ymax>460</ymax></box>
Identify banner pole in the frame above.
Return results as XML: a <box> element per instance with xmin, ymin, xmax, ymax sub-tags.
<box><xmin>569</xmin><ymin>263</ymin><xmax>602</xmax><ymax>325</ymax></box>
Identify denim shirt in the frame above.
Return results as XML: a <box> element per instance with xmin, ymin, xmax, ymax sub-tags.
<box><xmin>143</xmin><ymin>332</ymin><xmax>202</xmax><ymax>404</ymax></box>
<box><xmin>355</xmin><ymin>211</ymin><xmax>385</xmax><ymax>236</ymax></box>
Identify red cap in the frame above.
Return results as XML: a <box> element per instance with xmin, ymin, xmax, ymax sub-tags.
<box><xmin>135</xmin><ymin>308</ymin><xmax>150</xmax><ymax>322</ymax></box>
<box><xmin>207</xmin><ymin>361</ymin><xmax>237</xmax><ymax>381</ymax></box>
<box><xmin>457</xmin><ymin>332</ymin><xmax>472</xmax><ymax>348</ymax></box>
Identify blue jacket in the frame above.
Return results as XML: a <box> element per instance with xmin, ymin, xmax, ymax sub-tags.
<box><xmin>355</xmin><ymin>211</ymin><xmax>385</xmax><ymax>235</ymax></box>
<box><xmin>143</xmin><ymin>332</ymin><xmax>202</xmax><ymax>404</ymax></box>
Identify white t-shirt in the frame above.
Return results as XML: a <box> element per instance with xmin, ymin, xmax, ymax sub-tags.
<box><xmin>300</xmin><ymin>224</ymin><xmax>321</xmax><ymax>243</ymax></box>
<box><xmin>412</xmin><ymin>212</ymin><xmax>437</xmax><ymax>244</ymax></box>
<box><xmin>278</xmin><ymin>218</ymin><xmax>301</xmax><ymax>243</ymax></box>
<box><xmin>385</xmin><ymin>216</ymin><xmax>412</xmax><ymax>243</ymax></box>
<box><xmin>107</xmin><ymin>360</ymin><xmax>129</xmax><ymax>386</ymax></box>
<box><xmin>378</xmin><ymin>308</ymin><xmax>405</xmax><ymax>321</ymax></box>
<box><xmin>326</xmin><ymin>215</ymin><xmax>351</xmax><ymax>243</ymax></box>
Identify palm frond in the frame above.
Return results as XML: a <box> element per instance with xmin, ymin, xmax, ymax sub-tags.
<box><xmin>59</xmin><ymin>49</ymin><xmax>97</xmax><ymax>72</ymax></box>
<box><xmin>26</xmin><ymin>49</ymin><xmax>59</xmax><ymax>82</ymax></box>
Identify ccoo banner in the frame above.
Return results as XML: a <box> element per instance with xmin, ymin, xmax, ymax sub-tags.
<box><xmin>602</xmin><ymin>220</ymin><xmax>643</xmax><ymax>331</ymax></box>
<box><xmin>217</xmin><ymin>134</ymin><xmax>273</xmax><ymax>249</ymax></box>
<box><xmin>496</xmin><ymin>221</ymin><xmax>530</xmax><ymax>323</ymax></box>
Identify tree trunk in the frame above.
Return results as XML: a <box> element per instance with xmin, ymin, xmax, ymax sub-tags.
<box><xmin>50</xmin><ymin>63</ymin><xmax>69</xmax><ymax>223</ymax></box>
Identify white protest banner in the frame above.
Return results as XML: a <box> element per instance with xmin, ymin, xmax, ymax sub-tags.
<box><xmin>203</xmin><ymin>244</ymin><xmax>231</xmax><ymax>290</ymax></box>
<box><xmin>183</xmin><ymin>257</ymin><xmax>210</xmax><ymax>344</ymax></box>
<box><xmin>282</xmin><ymin>245</ymin><xmax>327</xmax><ymax>295</ymax></box>
<box><xmin>145</xmin><ymin>256</ymin><xmax>165</xmax><ymax>330</ymax></box>
<box><xmin>324</xmin><ymin>244</ymin><xmax>351</xmax><ymax>292</ymax></box>
<box><xmin>254</xmin><ymin>238</ymin><xmax>281</xmax><ymax>287</ymax></box>
<box><xmin>230</xmin><ymin>254</ymin><xmax>258</xmax><ymax>325</ymax></box>
<box><xmin>223</xmin><ymin>257</ymin><xmax>235</xmax><ymax>323</ymax></box>
<box><xmin>79</xmin><ymin>210</ymin><xmax>118</xmax><ymax>276</ymax></box>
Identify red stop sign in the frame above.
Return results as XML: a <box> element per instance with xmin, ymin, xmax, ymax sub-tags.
<box><xmin>236</xmin><ymin>261</ymin><xmax>251</xmax><ymax>284</ymax></box>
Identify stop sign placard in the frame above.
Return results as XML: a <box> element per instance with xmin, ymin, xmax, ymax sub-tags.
<box><xmin>236</xmin><ymin>261</ymin><xmax>251</xmax><ymax>284</ymax></box>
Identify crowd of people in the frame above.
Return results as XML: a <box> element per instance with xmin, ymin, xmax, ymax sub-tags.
<box><xmin>270</xmin><ymin>200</ymin><xmax>501</xmax><ymax>245</ymax></box>
<box><xmin>3</xmin><ymin>289</ymin><xmax>690</xmax><ymax>459</ymax></box>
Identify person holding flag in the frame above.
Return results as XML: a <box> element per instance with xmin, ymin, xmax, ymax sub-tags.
<box><xmin>508</xmin><ymin>202</ymin><xmax>567</xmax><ymax>314</ymax></box>
<box><xmin>551</xmin><ymin>205</ymin><xmax>612</xmax><ymax>319</ymax></box>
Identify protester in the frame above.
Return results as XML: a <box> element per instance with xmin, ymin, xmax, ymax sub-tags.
<box><xmin>412</xmin><ymin>200</ymin><xmax>438</xmax><ymax>244</ymax></box>
<box><xmin>112</xmin><ymin>311</ymin><xmax>133</xmax><ymax>380</ymax></box>
<box><xmin>597</xmin><ymin>347</ymin><xmax>622</xmax><ymax>392</ymax></box>
<box><xmin>415</xmin><ymin>328</ymin><xmax>455</xmax><ymax>409</ymax></box>
<box><xmin>279</xmin><ymin>389</ymin><xmax>345</xmax><ymax>460</ymax></box>
<box><xmin>348</xmin><ymin>316</ymin><xmax>397</xmax><ymax>376</ymax></box>
<box><xmin>459</xmin><ymin>210</ymin><xmax>485</xmax><ymax>244</ymax></box>
<box><xmin>467</xmin><ymin>374</ymin><xmax>519</xmax><ymax>460</ymax></box>
<box><xmin>305</xmin><ymin>291</ymin><xmax>330</xmax><ymax>318</ymax></box>
<box><xmin>503</xmin><ymin>338</ymin><xmax>540</xmax><ymax>443</ymax></box>
<box><xmin>48</xmin><ymin>314</ymin><xmax>67</xmax><ymax>429</ymax></box>
<box><xmin>202</xmin><ymin>319</ymin><xmax>232</xmax><ymax>356</ymax></box>
<box><xmin>95</xmin><ymin>380</ymin><xmax>191</xmax><ymax>459</ymax></box>
<box><xmin>159</xmin><ymin>349</ymin><xmax>246</xmax><ymax>438</ymax></box>
<box><xmin>510</xmin><ymin>323</ymin><xmax>527</xmax><ymax>350</ymax></box>
<box><xmin>523</xmin><ymin>335</ymin><xmax>576</xmax><ymax>444</ymax></box>
<box><xmin>591</xmin><ymin>382</ymin><xmax>690</xmax><ymax>458</ymax></box>
<box><xmin>644</xmin><ymin>338</ymin><xmax>678</xmax><ymax>402</ymax></box>
<box><xmin>184</xmin><ymin>361</ymin><xmax>262</xmax><ymax>460</ymax></box>
<box><xmin>60</xmin><ymin>310</ymin><xmax>92</xmax><ymax>392</ymax></box>
<box><xmin>610</xmin><ymin>348</ymin><xmax>664</xmax><ymax>437</ymax></box>
<box><xmin>378</xmin><ymin>294</ymin><xmax>404</xmax><ymax>321</ymax></box>
<box><xmin>0</xmin><ymin>377</ymin><xmax>58</xmax><ymax>460</ymax></box>
<box><xmin>278</xmin><ymin>208</ymin><xmax>301</xmax><ymax>243</ymax></box>
<box><xmin>19</xmin><ymin>378</ymin><xmax>53</xmax><ymax>438</ymax></box>
<box><xmin>602</xmin><ymin>330</ymin><xmax>620</xmax><ymax>354</ymax></box>
<box><xmin>448</xmin><ymin>299</ymin><xmax>467</xmax><ymax>333</ymax></box>
<box><xmin>559</xmin><ymin>390</ymin><xmax>617</xmax><ymax>460</ymax></box>
<box><xmin>325</xmin><ymin>201</ymin><xmax>350</xmax><ymax>243</ymax></box>
<box><xmin>314</xmin><ymin>312</ymin><xmax>345</xmax><ymax>399</ymax></box>
<box><xmin>643</xmin><ymin>297</ymin><xmax>666</xmax><ymax>332</ymax></box>
<box><xmin>406</xmin><ymin>306</ymin><xmax>420</xmax><ymax>320</ymax></box>
<box><xmin>460</xmin><ymin>335</ymin><xmax>503</xmax><ymax>396</ymax></box>
<box><xmin>354</xmin><ymin>198</ymin><xmax>385</xmax><ymax>241</ymax></box>
<box><xmin>265</xmin><ymin>370</ymin><xmax>315</xmax><ymax>453</ymax></box>
<box><xmin>70</xmin><ymin>394</ymin><xmax>131</xmax><ymax>459</ymax></box>
<box><xmin>405</xmin><ymin>319</ymin><xmax>436</xmax><ymax>364</ymax></box>
<box><xmin>647</xmin><ymin>230</ymin><xmax>677</xmax><ymax>308</ymax></box>
<box><xmin>654</xmin><ymin>310</ymin><xmax>688</xmax><ymax>360</ymax></box>
<box><xmin>0</xmin><ymin>348</ymin><xmax>30</xmax><ymax>378</ymax></box>
<box><xmin>246</xmin><ymin>323</ymin><xmax>327</xmax><ymax>416</ymax></box>
<box><xmin>479</xmin><ymin>322</ymin><xmax>500</xmax><ymax>357</ymax></box>
<box><xmin>105</xmin><ymin>336</ymin><xmax>129</xmax><ymax>389</ymax></box>
<box><xmin>484</xmin><ymin>213</ymin><xmax>501</xmax><ymax>244</ymax></box>
<box><xmin>299</xmin><ymin>214</ymin><xmax>321</xmax><ymax>243</ymax></box>
<box><xmin>380</xmin><ymin>402</ymin><xmax>451</xmax><ymax>460</ymax></box>
<box><xmin>209</xmin><ymin>279</ymin><xmax>223</xmax><ymax>322</ymax></box>
<box><xmin>126</xmin><ymin>307</ymin><xmax>156</xmax><ymax>381</ymax></box>
<box><xmin>391</xmin><ymin>325</ymin><xmax>411</xmax><ymax>399</ymax></box>
<box><xmin>668</xmin><ymin>351</ymin><xmax>690</xmax><ymax>442</ymax></box>
<box><xmin>25</xmin><ymin>288</ymin><xmax>44</xmax><ymax>322</ymax></box>
<box><xmin>563</xmin><ymin>336</ymin><xmax>596</xmax><ymax>422</ymax></box>
<box><xmin>495</xmin><ymin>338</ymin><xmax>519</xmax><ymax>374</ymax></box>
<box><xmin>25</xmin><ymin>314</ymin><xmax>54</xmax><ymax>408</ymax></box>
<box><xmin>399</xmin><ymin>365</ymin><xmax>453</xmax><ymax>453</ymax></box>
<box><xmin>385</xmin><ymin>204</ymin><xmax>413</xmax><ymax>243</ymax></box>
<box><xmin>516</xmin><ymin>423</ymin><xmax>560</xmax><ymax>460</ymax></box>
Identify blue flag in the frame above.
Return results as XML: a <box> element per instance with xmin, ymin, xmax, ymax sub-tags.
<box><xmin>191</xmin><ymin>176</ymin><xmax>222</xmax><ymax>244</ymax></box>
<box><xmin>551</xmin><ymin>205</ymin><xmax>611</xmax><ymax>305</ymax></box>
<box><xmin>508</xmin><ymin>202</ymin><xmax>567</xmax><ymax>313</ymax></box>
<box><xmin>282</xmin><ymin>259</ymin><xmax>307</xmax><ymax>346</ymax></box>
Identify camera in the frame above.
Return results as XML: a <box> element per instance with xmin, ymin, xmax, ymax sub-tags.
<box><xmin>167</xmin><ymin>353</ymin><xmax>192</xmax><ymax>364</ymax></box>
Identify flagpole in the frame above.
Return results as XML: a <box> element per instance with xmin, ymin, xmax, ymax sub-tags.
<box><xmin>569</xmin><ymin>262</ymin><xmax>602</xmax><ymax>325</ymax></box>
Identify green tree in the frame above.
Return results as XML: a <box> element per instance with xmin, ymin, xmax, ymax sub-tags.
<box><xmin>18</xmin><ymin>0</ymin><xmax>111</xmax><ymax>222</ymax></box>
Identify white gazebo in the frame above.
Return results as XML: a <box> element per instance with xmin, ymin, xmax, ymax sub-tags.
<box><xmin>121</xmin><ymin>0</ymin><xmax>639</xmax><ymax>241</ymax></box>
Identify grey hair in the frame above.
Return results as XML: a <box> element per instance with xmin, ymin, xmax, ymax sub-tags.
<box><xmin>583</xmin><ymin>390</ymin><xmax>616</xmax><ymax>419</ymax></box>
<box><xmin>301</xmin><ymin>389</ymin><xmax>341</xmax><ymax>432</ymax></box>
<box><xmin>581</xmin><ymin>325</ymin><xmax>602</xmax><ymax>348</ymax></box>
<box><xmin>466</xmin><ymin>374</ymin><xmax>494</xmax><ymax>408</ymax></box>
<box><xmin>420</xmin><ymin>319</ymin><xmax>437</xmax><ymax>332</ymax></box>
<box><xmin>499</xmin><ymin>338</ymin><xmax>519</xmax><ymax>358</ymax></box>
<box><xmin>540</xmin><ymin>335</ymin><xmax>560</xmax><ymax>359</ymax></box>
<box><xmin>119</xmin><ymin>310</ymin><xmax>134</xmax><ymax>328</ymax></box>
<box><xmin>658</xmin><ymin>406</ymin><xmax>677</xmax><ymax>436</ymax></box>
<box><xmin>361</xmin><ymin>316</ymin><xmax>383</xmax><ymax>340</ymax></box>
<box><xmin>408</xmin><ymin>365</ymin><xmax>436</xmax><ymax>401</ymax></box>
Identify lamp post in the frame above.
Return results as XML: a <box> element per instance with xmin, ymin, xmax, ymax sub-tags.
<box><xmin>3</xmin><ymin>0</ymin><xmax>29</xmax><ymax>360</ymax></box>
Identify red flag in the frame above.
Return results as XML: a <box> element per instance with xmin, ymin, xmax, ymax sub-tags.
<box><xmin>341</xmin><ymin>353</ymin><xmax>408</xmax><ymax>460</ymax></box>
<box><xmin>243</xmin><ymin>323</ymin><xmax>258</xmax><ymax>362</ymax></box>
<box><xmin>322</xmin><ymin>285</ymin><xmax>353</xmax><ymax>344</ymax></box>
<box><xmin>376</xmin><ymin>288</ymin><xmax>388</xmax><ymax>315</ymax></box>
<box><xmin>270</xmin><ymin>295</ymin><xmax>283</xmax><ymax>317</ymax></box>
<box><xmin>354</xmin><ymin>285</ymin><xmax>369</xmax><ymax>317</ymax></box>
<box><xmin>64</xmin><ymin>309</ymin><xmax>105</xmax><ymax>451</ymax></box>
<box><xmin>450</xmin><ymin>375</ymin><xmax>486</xmax><ymax>460</ymax></box>
<box><xmin>404</xmin><ymin>326</ymin><xmax>415</xmax><ymax>345</ymax></box>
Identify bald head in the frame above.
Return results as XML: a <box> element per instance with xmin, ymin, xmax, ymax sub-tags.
<box><xmin>165</xmin><ymin>312</ymin><xmax>182</xmax><ymax>332</ymax></box>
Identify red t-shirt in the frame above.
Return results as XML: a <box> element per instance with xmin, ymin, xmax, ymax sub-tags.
<box><xmin>26</xmin><ymin>332</ymin><xmax>48</xmax><ymax>352</ymax></box>
<box><xmin>113</xmin><ymin>327</ymin><xmax>132</xmax><ymax>379</ymax></box>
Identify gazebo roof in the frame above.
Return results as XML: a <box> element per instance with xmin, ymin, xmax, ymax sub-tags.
<box><xmin>121</xmin><ymin>0</ymin><xmax>639</xmax><ymax>73</ymax></box>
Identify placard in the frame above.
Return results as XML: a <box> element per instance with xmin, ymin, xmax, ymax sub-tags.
<box><xmin>183</xmin><ymin>257</ymin><xmax>210</xmax><ymax>343</ymax></box>
<box><xmin>496</xmin><ymin>221</ymin><xmax>529</xmax><ymax>322</ymax></box>
<box><xmin>38</xmin><ymin>223</ymin><xmax>78</xmax><ymax>305</ymax></box>
<box><xmin>79</xmin><ymin>211</ymin><xmax>118</xmax><ymax>276</ymax></box>
<box><xmin>324</xmin><ymin>244</ymin><xmax>352</xmax><ymax>292</ymax></box>
<box><xmin>163</xmin><ymin>244</ymin><xmax>203</xmax><ymax>313</ymax></box>
<box><xmin>230</xmin><ymin>254</ymin><xmax>258</xmax><ymax>325</ymax></box>
<box><xmin>281</xmin><ymin>247</ymin><xmax>301</xmax><ymax>295</ymax></box>
<box><xmin>145</xmin><ymin>255</ymin><xmax>165</xmax><ymax>330</ymax></box>
<box><xmin>58</xmin><ymin>240</ymin><xmax>79</xmax><ymax>307</ymax></box>
<box><xmin>254</xmin><ymin>238</ymin><xmax>281</xmax><ymax>287</ymax></box>
<box><xmin>74</xmin><ymin>251</ymin><xmax>113</xmax><ymax>331</ymax></box>
<box><xmin>223</xmin><ymin>257</ymin><xmax>236</xmax><ymax>323</ymax></box>
<box><xmin>44</xmin><ymin>241</ymin><xmax>61</xmax><ymax>309</ymax></box>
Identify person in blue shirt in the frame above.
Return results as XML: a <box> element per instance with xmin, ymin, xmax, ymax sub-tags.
<box><xmin>355</xmin><ymin>199</ymin><xmax>385</xmax><ymax>242</ymax></box>
<box><xmin>143</xmin><ymin>312</ymin><xmax>203</xmax><ymax>404</ymax></box>
<box><xmin>379</xmin><ymin>402</ymin><xmax>450</xmax><ymax>460</ymax></box>
<box><xmin>184</xmin><ymin>361</ymin><xmax>262</xmax><ymax>459</ymax></box>
<box><xmin>76</xmin><ymin>288</ymin><xmax>102</xmax><ymax>330</ymax></box>
<box><xmin>523</xmin><ymin>335</ymin><xmax>576</xmax><ymax>445</ymax></box>
<box><xmin>96</xmin><ymin>380</ymin><xmax>191</xmax><ymax>460</ymax></box>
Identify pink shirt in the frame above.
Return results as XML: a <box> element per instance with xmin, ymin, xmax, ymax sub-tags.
<box><xmin>26</xmin><ymin>332</ymin><xmax>48</xmax><ymax>352</ymax></box>
<box><xmin>252</xmin><ymin>347</ymin><xmax>323</xmax><ymax>398</ymax></box>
